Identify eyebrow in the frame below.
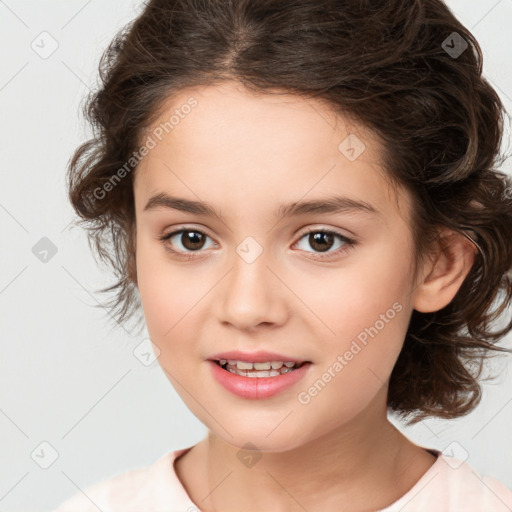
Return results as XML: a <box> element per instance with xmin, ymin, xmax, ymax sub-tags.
<box><xmin>143</xmin><ymin>193</ymin><xmax>379</xmax><ymax>218</ymax></box>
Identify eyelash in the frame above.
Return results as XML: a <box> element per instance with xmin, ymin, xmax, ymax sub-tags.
<box><xmin>159</xmin><ymin>227</ymin><xmax>356</xmax><ymax>261</ymax></box>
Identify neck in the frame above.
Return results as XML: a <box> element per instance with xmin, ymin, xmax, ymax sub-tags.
<box><xmin>175</xmin><ymin>387</ymin><xmax>437</xmax><ymax>512</ymax></box>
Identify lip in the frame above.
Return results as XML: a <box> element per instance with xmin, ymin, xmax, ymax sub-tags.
<box><xmin>209</xmin><ymin>360</ymin><xmax>312</xmax><ymax>399</ymax></box>
<box><xmin>208</xmin><ymin>350</ymin><xmax>309</xmax><ymax>364</ymax></box>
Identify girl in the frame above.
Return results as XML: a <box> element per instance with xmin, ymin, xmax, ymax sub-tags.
<box><xmin>54</xmin><ymin>0</ymin><xmax>512</xmax><ymax>510</ymax></box>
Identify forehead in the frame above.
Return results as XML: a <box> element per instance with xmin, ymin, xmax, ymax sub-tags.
<box><xmin>134</xmin><ymin>81</ymin><xmax>408</xmax><ymax>221</ymax></box>
<box><xmin>142</xmin><ymin>81</ymin><xmax>374</xmax><ymax>158</ymax></box>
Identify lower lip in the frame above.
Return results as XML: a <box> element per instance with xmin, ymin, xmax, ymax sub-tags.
<box><xmin>208</xmin><ymin>360</ymin><xmax>312</xmax><ymax>399</ymax></box>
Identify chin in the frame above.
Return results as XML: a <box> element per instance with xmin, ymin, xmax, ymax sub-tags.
<box><xmin>212</xmin><ymin>428</ymin><xmax>310</xmax><ymax>455</ymax></box>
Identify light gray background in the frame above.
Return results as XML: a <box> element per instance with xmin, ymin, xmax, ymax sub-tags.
<box><xmin>1</xmin><ymin>1</ymin><xmax>511</xmax><ymax>511</ymax></box>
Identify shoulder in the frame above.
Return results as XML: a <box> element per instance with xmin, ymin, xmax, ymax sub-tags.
<box><xmin>51</xmin><ymin>448</ymin><xmax>197</xmax><ymax>512</ymax></box>
<box><xmin>383</xmin><ymin>449</ymin><xmax>512</xmax><ymax>512</ymax></box>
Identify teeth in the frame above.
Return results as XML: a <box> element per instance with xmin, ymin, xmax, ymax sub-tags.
<box><xmin>226</xmin><ymin>367</ymin><xmax>294</xmax><ymax>377</ymax></box>
<box><xmin>232</xmin><ymin>361</ymin><xmax>298</xmax><ymax>370</ymax></box>
<box><xmin>236</xmin><ymin>361</ymin><xmax>254</xmax><ymax>370</ymax></box>
<box><xmin>218</xmin><ymin>359</ymin><xmax>304</xmax><ymax>378</ymax></box>
<box><xmin>253</xmin><ymin>362</ymin><xmax>271</xmax><ymax>370</ymax></box>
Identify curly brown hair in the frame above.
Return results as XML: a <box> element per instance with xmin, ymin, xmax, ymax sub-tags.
<box><xmin>67</xmin><ymin>0</ymin><xmax>512</xmax><ymax>425</ymax></box>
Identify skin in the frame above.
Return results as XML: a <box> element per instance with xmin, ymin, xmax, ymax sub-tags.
<box><xmin>132</xmin><ymin>81</ymin><xmax>476</xmax><ymax>512</ymax></box>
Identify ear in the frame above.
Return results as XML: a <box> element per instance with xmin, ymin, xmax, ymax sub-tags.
<box><xmin>413</xmin><ymin>228</ymin><xmax>478</xmax><ymax>313</ymax></box>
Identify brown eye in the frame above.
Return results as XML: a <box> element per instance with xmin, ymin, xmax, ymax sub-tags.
<box><xmin>294</xmin><ymin>229</ymin><xmax>355</xmax><ymax>260</ymax></box>
<box><xmin>160</xmin><ymin>228</ymin><xmax>215</xmax><ymax>254</ymax></box>
<box><xmin>179</xmin><ymin>231</ymin><xmax>206</xmax><ymax>251</ymax></box>
<box><xmin>307</xmin><ymin>232</ymin><xmax>336</xmax><ymax>252</ymax></box>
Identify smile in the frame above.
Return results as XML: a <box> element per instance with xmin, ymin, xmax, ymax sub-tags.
<box><xmin>209</xmin><ymin>360</ymin><xmax>312</xmax><ymax>399</ymax></box>
<box><xmin>217</xmin><ymin>359</ymin><xmax>304</xmax><ymax>377</ymax></box>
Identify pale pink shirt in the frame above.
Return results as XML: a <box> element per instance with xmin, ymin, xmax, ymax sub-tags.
<box><xmin>52</xmin><ymin>446</ymin><xmax>512</xmax><ymax>512</ymax></box>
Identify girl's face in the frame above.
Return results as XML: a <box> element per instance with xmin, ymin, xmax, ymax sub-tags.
<box><xmin>133</xmin><ymin>81</ymin><xmax>421</xmax><ymax>451</ymax></box>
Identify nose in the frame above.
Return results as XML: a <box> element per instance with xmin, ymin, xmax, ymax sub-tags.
<box><xmin>216</xmin><ymin>246</ymin><xmax>289</xmax><ymax>331</ymax></box>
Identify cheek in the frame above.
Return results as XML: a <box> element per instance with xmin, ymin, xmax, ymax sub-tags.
<box><xmin>303</xmin><ymin>245</ymin><xmax>412</xmax><ymax>332</ymax></box>
<box><xmin>294</xmin><ymin>239</ymin><xmax>415</xmax><ymax>379</ymax></box>
<box><xmin>136</xmin><ymin>259</ymin><xmax>209</xmax><ymax>383</ymax></box>
<box><xmin>136</xmin><ymin>237</ymin><xmax>199</xmax><ymax>341</ymax></box>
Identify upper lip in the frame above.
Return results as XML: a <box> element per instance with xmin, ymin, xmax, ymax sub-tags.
<box><xmin>208</xmin><ymin>350</ymin><xmax>310</xmax><ymax>363</ymax></box>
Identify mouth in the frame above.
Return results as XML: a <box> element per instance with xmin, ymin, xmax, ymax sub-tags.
<box><xmin>212</xmin><ymin>359</ymin><xmax>310</xmax><ymax>378</ymax></box>
<box><xmin>208</xmin><ymin>356</ymin><xmax>313</xmax><ymax>399</ymax></box>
